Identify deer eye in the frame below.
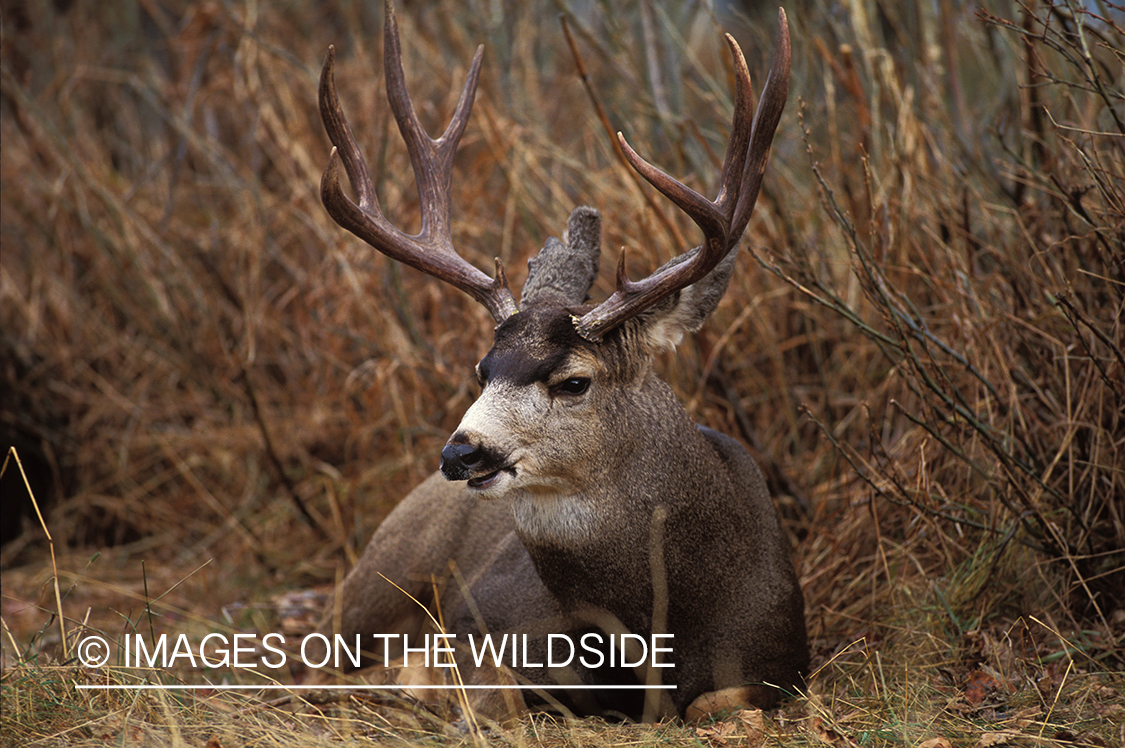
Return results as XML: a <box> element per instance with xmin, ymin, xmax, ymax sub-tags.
<box><xmin>550</xmin><ymin>377</ymin><xmax>590</xmax><ymax>397</ymax></box>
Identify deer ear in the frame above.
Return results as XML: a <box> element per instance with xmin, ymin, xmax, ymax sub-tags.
<box><xmin>521</xmin><ymin>207</ymin><xmax>601</xmax><ymax>308</ymax></box>
<box><xmin>639</xmin><ymin>244</ymin><xmax>740</xmax><ymax>351</ymax></box>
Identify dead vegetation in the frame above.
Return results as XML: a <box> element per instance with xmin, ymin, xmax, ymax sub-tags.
<box><xmin>1</xmin><ymin>0</ymin><xmax>1122</xmax><ymax>745</ymax></box>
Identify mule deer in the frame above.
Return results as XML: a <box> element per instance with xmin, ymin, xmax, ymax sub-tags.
<box><xmin>315</xmin><ymin>0</ymin><xmax>806</xmax><ymax>722</ymax></box>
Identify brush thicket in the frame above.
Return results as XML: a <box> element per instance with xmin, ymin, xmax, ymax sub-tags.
<box><xmin>2</xmin><ymin>0</ymin><xmax>1121</xmax><ymax>745</ymax></box>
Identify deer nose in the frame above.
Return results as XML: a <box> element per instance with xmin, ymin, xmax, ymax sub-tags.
<box><xmin>440</xmin><ymin>440</ymin><xmax>481</xmax><ymax>481</ymax></box>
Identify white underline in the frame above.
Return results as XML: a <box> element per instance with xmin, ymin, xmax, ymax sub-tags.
<box><xmin>76</xmin><ymin>684</ymin><xmax>676</xmax><ymax>691</ymax></box>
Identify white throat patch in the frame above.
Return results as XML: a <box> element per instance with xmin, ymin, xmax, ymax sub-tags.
<box><xmin>510</xmin><ymin>491</ymin><xmax>597</xmax><ymax>546</ymax></box>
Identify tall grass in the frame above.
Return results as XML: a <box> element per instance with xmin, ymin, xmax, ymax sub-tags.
<box><xmin>2</xmin><ymin>0</ymin><xmax>1122</xmax><ymax>745</ymax></box>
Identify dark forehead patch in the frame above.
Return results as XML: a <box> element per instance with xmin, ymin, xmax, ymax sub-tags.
<box><xmin>478</xmin><ymin>307</ymin><xmax>594</xmax><ymax>387</ymax></box>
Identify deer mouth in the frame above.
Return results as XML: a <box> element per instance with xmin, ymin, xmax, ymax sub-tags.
<box><xmin>467</xmin><ymin>466</ymin><xmax>515</xmax><ymax>490</ymax></box>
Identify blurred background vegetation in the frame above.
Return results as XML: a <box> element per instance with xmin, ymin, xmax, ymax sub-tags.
<box><xmin>1</xmin><ymin>0</ymin><xmax>1121</xmax><ymax>744</ymax></box>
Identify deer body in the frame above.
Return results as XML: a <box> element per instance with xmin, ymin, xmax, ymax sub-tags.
<box><xmin>316</xmin><ymin>0</ymin><xmax>807</xmax><ymax>722</ymax></box>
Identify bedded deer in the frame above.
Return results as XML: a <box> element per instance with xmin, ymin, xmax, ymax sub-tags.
<box><xmin>314</xmin><ymin>0</ymin><xmax>806</xmax><ymax>723</ymax></box>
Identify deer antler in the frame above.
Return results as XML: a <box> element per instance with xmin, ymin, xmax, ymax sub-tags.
<box><xmin>319</xmin><ymin>0</ymin><xmax>518</xmax><ymax>324</ymax></box>
<box><xmin>573</xmin><ymin>10</ymin><xmax>791</xmax><ymax>342</ymax></box>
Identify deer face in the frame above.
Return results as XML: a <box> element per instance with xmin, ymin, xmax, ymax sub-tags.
<box><xmin>440</xmin><ymin>306</ymin><xmax>640</xmax><ymax>504</ymax></box>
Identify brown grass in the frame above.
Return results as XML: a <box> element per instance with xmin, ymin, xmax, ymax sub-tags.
<box><xmin>2</xmin><ymin>0</ymin><xmax>1122</xmax><ymax>745</ymax></box>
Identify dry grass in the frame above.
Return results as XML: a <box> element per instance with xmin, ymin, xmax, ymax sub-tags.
<box><xmin>2</xmin><ymin>0</ymin><xmax>1122</xmax><ymax>745</ymax></box>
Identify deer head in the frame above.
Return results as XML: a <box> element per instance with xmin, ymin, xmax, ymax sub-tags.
<box><xmin>320</xmin><ymin>0</ymin><xmax>790</xmax><ymax>527</ymax></box>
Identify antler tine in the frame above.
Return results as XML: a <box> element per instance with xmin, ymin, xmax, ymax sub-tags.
<box><xmin>318</xmin><ymin>0</ymin><xmax>518</xmax><ymax>324</ymax></box>
<box><xmin>732</xmin><ymin>8</ymin><xmax>791</xmax><ymax>239</ymax></box>
<box><xmin>320</xmin><ymin>46</ymin><xmax>376</xmax><ymax>212</ymax></box>
<box><xmin>574</xmin><ymin>10</ymin><xmax>791</xmax><ymax>342</ymax></box>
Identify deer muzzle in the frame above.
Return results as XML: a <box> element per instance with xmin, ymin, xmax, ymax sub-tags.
<box><xmin>439</xmin><ymin>437</ymin><xmax>512</xmax><ymax>489</ymax></box>
<box><xmin>439</xmin><ymin>441</ymin><xmax>481</xmax><ymax>481</ymax></box>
